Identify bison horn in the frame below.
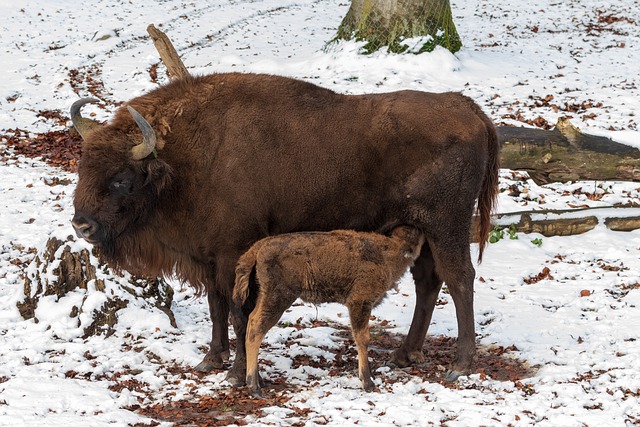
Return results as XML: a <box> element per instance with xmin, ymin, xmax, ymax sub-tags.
<box><xmin>70</xmin><ymin>97</ymin><xmax>101</xmax><ymax>139</ymax></box>
<box><xmin>127</xmin><ymin>106</ymin><xmax>157</xmax><ymax>160</ymax></box>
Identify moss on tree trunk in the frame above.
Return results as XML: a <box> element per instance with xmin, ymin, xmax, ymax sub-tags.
<box><xmin>334</xmin><ymin>0</ymin><xmax>462</xmax><ymax>54</ymax></box>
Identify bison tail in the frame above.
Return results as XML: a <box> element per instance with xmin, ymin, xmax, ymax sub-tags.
<box><xmin>233</xmin><ymin>246</ymin><xmax>259</xmax><ymax>306</ymax></box>
<box><xmin>476</xmin><ymin>117</ymin><xmax>501</xmax><ymax>263</ymax></box>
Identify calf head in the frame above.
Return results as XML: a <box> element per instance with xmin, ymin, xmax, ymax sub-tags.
<box><xmin>391</xmin><ymin>226</ymin><xmax>425</xmax><ymax>261</ymax></box>
<box><xmin>70</xmin><ymin>98</ymin><xmax>173</xmax><ymax>257</ymax></box>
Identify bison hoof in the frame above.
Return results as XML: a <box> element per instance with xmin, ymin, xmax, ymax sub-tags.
<box><xmin>362</xmin><ymin>378</ymin><xmax>376</xmax><ymax>393</ymax></box>
<box><xmin>444</xmin><ymin>369</ymin><xmax>467</xmax><ymax>382</ymax></box>
<box><xmin>227</xmin><ymin>371</ymin><xmax>265</xmax><ymax>388</ymax></box>
<box><xmin>194</xmin><ymin>359</ymin><xmax>223</xmax><ymax>372</ymax></box>
<box><xmin>225</xmin><ymin>370</ymin><xmax>246</xmax><ymax>387</ymax></box>
<box><xmin>388</xmin><ymin>348</ymin><xmax>425</xmax><ymax>368</ymax></box>
<box><xmin>249</xmin><ymin>387</ymin><xmax>264</xmax><ymax>398</ymax></box>
<box><xmin>194</xmin><ymin>352</ymin><xmax>227</xmax><ymax>372</ymax></box>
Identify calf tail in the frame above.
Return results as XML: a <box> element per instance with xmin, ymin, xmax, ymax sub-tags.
<box><xmin>476</xmin><ymin>114</ymin><xmax>501</xmax><ymax>263</ymax></box>
<box><xmin>233</xmin><ymin>244</ymin><xmax>259</xmax><ymax>306</ymax></box>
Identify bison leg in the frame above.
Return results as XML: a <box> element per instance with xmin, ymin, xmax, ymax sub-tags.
<box><xmin>195</xmin><ymin>289</ymin><xmax>230</xmax><ymax>372</ymax></box>
<box><xmin>226</xmin><ymin>298</ymin><xmax>251</xmax><ymax>386</ymax></box>
<box><xmin>348</xmin><ymin>301</ymin><xmax>376</xmax><ymax>392</ymax></box>
<box><xmin>390</xmin><ymin>244</ymin><xmax>442</xmax><ymax>368</ymax></box>
<box><xmin>428</xmin><ymin>236</ymin><xmax>476</xmax><ymax>381</ymax></box>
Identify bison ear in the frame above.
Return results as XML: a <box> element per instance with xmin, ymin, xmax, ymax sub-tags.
<box><xmin>144</xmin><ymin>159</ymin><xmax>173</xmax><ymax>195</ymax></box>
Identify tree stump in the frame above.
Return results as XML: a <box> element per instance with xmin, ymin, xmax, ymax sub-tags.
<box><xmin>17</xmin><ymin>236</ymin><xmax>177</xmax><ymax>339</ymax></box>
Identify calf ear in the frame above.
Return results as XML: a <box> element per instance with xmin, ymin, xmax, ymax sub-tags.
<box><xmin>144</xmin><ymin>159</ymin><xmax>173</xmax><ymax>195</ymax></box>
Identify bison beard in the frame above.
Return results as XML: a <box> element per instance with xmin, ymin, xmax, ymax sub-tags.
<box><xmin>70</xmin><ymin>72</ymin><xmax>500</xmax><ymax>386</ymax></box>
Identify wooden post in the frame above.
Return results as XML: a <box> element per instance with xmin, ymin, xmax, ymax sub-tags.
<box><xmin>146</xmin><ymin>24</ymin><xmax>189</xmax><ymax>79</ymax></box>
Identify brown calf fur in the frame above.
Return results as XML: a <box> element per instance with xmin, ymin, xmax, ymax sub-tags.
<box><xmin>233</xmin><ymin>226</ymin><xmax>425</xmax><ymax>395</ymax></box>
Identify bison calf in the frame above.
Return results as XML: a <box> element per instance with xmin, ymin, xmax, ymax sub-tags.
<box><xmin>233</xmin><ymin>226</ymin><xmax>424</xmax><ymax>395</ymax></box>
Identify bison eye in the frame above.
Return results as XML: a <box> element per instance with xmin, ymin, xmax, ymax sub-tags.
<box><xmin>110</xmin><ymin>172</ymin><xmax>134</xmax><ymax>195</ymax></box>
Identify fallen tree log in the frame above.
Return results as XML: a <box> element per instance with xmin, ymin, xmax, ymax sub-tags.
<box><xmin>498</xmin><ymin>118</ymin><xmax>640</xmax><ymax>185</ymax></box>
<box><xmin>471</xmin><ymin>205</ymin><xmax>640</xmax><ymax>242</ymax></box>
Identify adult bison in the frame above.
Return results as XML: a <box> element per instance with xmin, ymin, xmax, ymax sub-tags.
<box><xmin>70</xmin><ymin>72</ymin><xmax>499</xmax><ymax>385</ymax></box>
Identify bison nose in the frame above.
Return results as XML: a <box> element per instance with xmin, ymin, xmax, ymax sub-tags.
<box><xmin>72</xmin><ymin>215</ymin><xmax>99</xmax><ymax>242</ymax></box>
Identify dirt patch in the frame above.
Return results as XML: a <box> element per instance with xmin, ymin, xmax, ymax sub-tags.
<box><xmin>68</xmin><ymin>64</ymin><xmax>111</xmax><ymax>99</ymax></box>
<box><xmin>523</xmin><ymin>267</ymin><xmax>554</xmax><ymax>285</ymax></box>
<box><xmin>128</xmin><ymin>363</ymin><xmax>293</xmax><ymax>427</ymax></box>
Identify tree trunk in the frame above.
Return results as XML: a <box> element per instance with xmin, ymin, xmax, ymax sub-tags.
<box><xmin>334</xmin><ymin>0</ymin><xmax>462</xmax><ymax>54</ymax></box>
<box><xmin>498</xmin><ymin>118</ymin><xmax>640</xmax><ymax>185</ymax></box>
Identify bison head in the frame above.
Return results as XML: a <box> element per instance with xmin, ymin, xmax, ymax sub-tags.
<box><xmin>70</xmin><ymin>98</ymin><xmax>173</xmax><ymax>259</ymax></box>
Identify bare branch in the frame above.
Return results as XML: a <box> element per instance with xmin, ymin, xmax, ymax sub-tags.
<box><xmin>146</xmin><ymin>24</ymin><xmax>189</xmax><ymax>80</ymax></box>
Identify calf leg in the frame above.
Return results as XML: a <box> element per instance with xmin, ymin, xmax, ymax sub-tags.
<box><xmin>245</xmin><ymin>309</ymin><xmax>269</xmax><ymax>397</ymax></box>
<box><xmin>246</xmin><ymin>289</ymin><xmax>298</xmax><ymax>396</ymax></box>
<box><xmin>391</xmin><ymin>244</ymin><xmax>443</xmax><ymax>367</ymax></box>
<box><xmin>348</xmin><ymin>300</ymin><xmax>375</xmax><ymax>392</ymax></box>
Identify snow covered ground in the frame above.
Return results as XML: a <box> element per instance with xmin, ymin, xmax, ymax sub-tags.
<box><xmin>1</xmin><ymin>0</ymin><xmax>639</xmax><ymax>425</ymax></box>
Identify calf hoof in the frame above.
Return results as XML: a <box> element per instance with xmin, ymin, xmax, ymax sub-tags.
<box><xmin>194</xmin><ymin>351</ymin><xmax>227</xmax><ymax>372</ymax></box>
<box><xmin>389</xmin><ymin>348</ymin><xmax>425</xmax><ymax>368</ymax></box>
<box><xmin>362</xmin><ymin>378</ymin><xmax>376</xmax><ymax>393</ymax></box>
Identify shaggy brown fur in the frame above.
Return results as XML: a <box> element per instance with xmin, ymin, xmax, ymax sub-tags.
<box><xmin>71</xmin><ymin>72</ymin><xmax>499</xmax><ymax>385</ymax></box>
<box><xmin>233</xmin><ymin>226</ymin><xmax>424</xmax><ymax>395</ymax></box>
